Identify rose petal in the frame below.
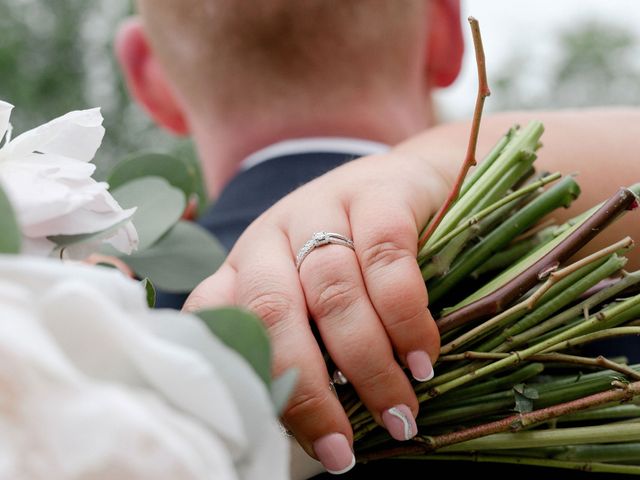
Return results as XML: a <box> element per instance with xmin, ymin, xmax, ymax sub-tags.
<box><xmin>0</xmin><ymin>101</ymin><xmax>13</xmax><ymax>145</ymax></box>
<box><xmin>21</xmin><ymin>236</ymin><xmax>56</xmax><ymax>257</ymax></box>
<box><xmin>0</xmin><ymin>256</ymin><xmax>290</xmax><ymax>480</ymax></box>
<box><xmin>3</xmin><ymin>108</ymin><xmax>104</xmax><ymax>163</ymax></box>
<box><xmin>148</xmin><ymin>312</ymin><xmax>291</xmax><ymax>479</ymax></box>
<box><xmin>0</xmin><ymin>297</ymin><xmax>238</xmax><ymax>479</ymax></box>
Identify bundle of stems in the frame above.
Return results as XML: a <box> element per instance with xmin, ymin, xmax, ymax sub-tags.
<box><xmin>337</xmin><ymin>18</ymin><xmax>640</xmax><ymax>475</ymax></box>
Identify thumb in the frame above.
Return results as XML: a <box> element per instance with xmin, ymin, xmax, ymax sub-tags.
<box><xmin>182</xmin><ymin>263</ymin><xmax>237</xmax><ymax>312</ymax></box>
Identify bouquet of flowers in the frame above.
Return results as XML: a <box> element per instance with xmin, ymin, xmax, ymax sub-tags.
<box><xmin>0</xmin><ymin>100</ymin><xmax>294</xmax><ymax>480</ymax></box>
<box><xmin>340</xmin><ymin>19</ymin><xmax>640</xmax><ymax>476</ymax></box>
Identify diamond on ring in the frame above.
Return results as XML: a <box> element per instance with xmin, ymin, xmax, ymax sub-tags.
<box><xmin>295</xmin><ymin>231</ymin><xmax>355</xmax><ymax>270</ymax></box>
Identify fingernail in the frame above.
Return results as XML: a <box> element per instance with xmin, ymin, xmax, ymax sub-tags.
<box><xmin>406</xmin><ymin>350</ymin><xmax>434</xmax><ymax>381</ymax></box>
<box><xmin>382</xmin><ymin>404</ymin><xmax>417</xmax><ymax>441</ymax></box>
<box><xmin>313</xmin><ymin>433</ymin><xmax>355</xmax><ymax>475</ymax></box>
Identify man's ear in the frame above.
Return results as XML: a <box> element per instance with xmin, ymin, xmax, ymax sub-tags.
<box><xmin>425</xmin><ymin>0</ymin><xmax>464</xmax><ymax>88</ymax></box>
<box><xmin>115</xmin><ymin>17</ymin><xmax>189</xmax><ymax>135</ymax></box>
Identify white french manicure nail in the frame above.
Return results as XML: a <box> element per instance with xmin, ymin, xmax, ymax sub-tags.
<box><xmin>406</xmin><ymin>350</ymin><xmax>434</xmax><ymax>381</ymax></box>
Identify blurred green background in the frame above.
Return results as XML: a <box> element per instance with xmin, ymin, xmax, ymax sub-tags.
<box><xmin>1</xmin><ymin>0</ymin><xmax>639</xmax><ymax>180</ymax></box>
<box><xmin>0</xmin><ymin>0</ymin><xmax>191</xmax><ymax>180</ymax></box>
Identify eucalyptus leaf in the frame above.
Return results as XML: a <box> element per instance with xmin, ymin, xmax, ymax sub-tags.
<box><xmin>172</xmin><ymin>143</ymin><xmax>209</xmax><ymax>216</ymax></box>
<box><xmin>123</xmin><ymin>221</ymin><xmax>225</xmax><ymax>292</ymax></box>
<box><xmin>197</xmin><ymin>307</ymin><xmax>272</xmax><ymax>388</ymax></box>
<box><xmin>109</xmin><ymin>152</ymin><xmax>192</xmax><ymax>200</ymax></box>
<box><xmin>0</xmin><ymin>183</ymin><xmax>21</xmax><ymax>254</ymax></box>
<box><xmin>141</xmin><ymin>278</ymin><xmax>156</xmax><ymax>308</ymax></box>
<box><xmin>108</xmin><ymin>151</ymin><xmax>208</xmax><ymax>216</ymax></box>
<box><xmin>112</xmin><ymin>176</ymin><xmax>185</xmax><ymax>251</ymax></box>
<box><xmin>271</xmin><ymin>368</ymin><xmax>298</xmax><ymax>415</ymax></box>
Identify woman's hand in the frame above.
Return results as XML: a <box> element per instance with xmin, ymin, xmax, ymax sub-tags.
<box><xmin>184</xmin><ymin>150</ymin><xmax>453</xmax><ymax>473</ymax></box>
<box><xmin>184</xmin><ymin>107</ymin><xmax>640</xmax><ymax>474</ymax></box>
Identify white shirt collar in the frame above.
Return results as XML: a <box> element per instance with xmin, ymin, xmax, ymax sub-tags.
<box><xmin>240</xmin><ymin>137</ymin><xmax>390</xmax><ymax>171</ymax></box>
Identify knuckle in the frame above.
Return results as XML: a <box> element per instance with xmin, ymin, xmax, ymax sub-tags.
<box><xmin>358</xmin><ymin>359</ymin><xmax>398</xmax><ymax>392</ymax></box>
<box><xmin>245</xmin><ymin>289</ymin><xmax>294</xmax><ymax>330</ymax></box>
<box><xmin>358</xmin><ymin>217</ymin><xmax>416</xmax><ymax>275</ymax></box>
<box><xmin>283</xmin><ymin>387</ymin><xmax>333</xmax><ymax>422</ymax></box>
<box><xmin>308</xmin><ymin>278</ymin><xmax>358</xmax><ymax>320</ymax></box>
<box><xmin>387</xmin><ymin>305</ymin><xmax>428</xmax><ymax>335</ymax></box>
<box><xmin>182</xmin><ymin>293</ymin><xmax>208</xmax><ymax>313</ymax></box>
<box><xmin>360</xmin><ymin>239</ymin><xmax>415</xmax><ymax>274</ymax></box>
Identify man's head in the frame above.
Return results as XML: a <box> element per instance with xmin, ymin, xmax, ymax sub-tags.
<box><xmin>116</xmin><ymin>0</ymin><xmax>463</xmax><ymax>192</ymax></box>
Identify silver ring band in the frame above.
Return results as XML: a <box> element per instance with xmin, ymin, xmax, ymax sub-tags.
<box><xmin>296</xmin><ymin>231</ymin><xmax>355</xmax><ymax>271</ymax></box>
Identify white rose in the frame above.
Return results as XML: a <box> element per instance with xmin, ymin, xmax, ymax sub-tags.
<box><xmin>0</xmin><ymin>255</ymin><xmax>289</xmax><ymax>480</ymax></box>
<box><xmin>0</xmin><ymin>101</ymin><xmax>138</xmax><ymax>257</ymax></box>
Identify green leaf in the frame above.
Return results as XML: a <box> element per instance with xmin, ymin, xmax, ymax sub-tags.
<box><xmin>108</xmin><ymin>151</ymin><xmax>208</xmax><ymax>216</ymax></box>
<box><xmin>513</xmin><ymin>383</ymin><xmax>539</xmax><ymax>414</ymax></box>
<box><xmin>109</xmin><ymin>153</ymin><xmax>192</xmax><ymax>201</ymax></box>
<box><xmin>123</xmin><ymin>221</ymin><xmax>226</xmax><ymax>292</ymax></box>
<box><xmin>197</xmin><ymin>307</ymin><xmax>272</xmax><ymax>388</ymax></box>
<box><xmin>141</xmin><ymin>278</ymin><xmax>156</xmax><ymax>308</ymax></box>
<box><xmin>171</xmin><ymin>142</ymin><xmax>209</xmax><ymax>216</ymax></box>
<box><xmin>271</xmin><ymin>368</ymin><xmax>298</xmax><ymax>415</ymax></box>
<box><xmin>112</xmin><ymin>176</ymin><xmax>185</xmax><ymax>251</ymax></box>
<box><xmin>0</xmin><ymin>183</ymin><xmax>21</xmax><ymax>254</ymax></box>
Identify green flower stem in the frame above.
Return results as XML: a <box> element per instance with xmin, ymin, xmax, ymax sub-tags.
<box><xmin>421</xmin><ymin>121</ymin><xmax>544</xmax><ymax>251</ymax></box>
<box><xmin>357</xmin><ymin>381</ymin><xmax>640</xmax><ymax>462</ymax></box>
<box><xmin>551</xmin><ymin>443</ymin><xmax>640</xmax><ymax>462</ymax></box>
<box><xmin>513</xmin><ymin>271</ymin><xmax>640</xmax><ymax>350</ymax></box>
<box><xmin>544</xmin><ymin>326</ymin><xmax>640</xmax><ymax>353</ymax></box>
<box><xmin>440</xmin><ymin>302</ymin><xmax>528</xmax><ymax>355</ymax></box>
<box><xmin>408</xmin><ymin>454</ymin><xmax>640</xmax><ymax>475</ymax></box>
<box><xmin>441</xmin><ymin>351</ymin><xmax>640</xmax><ymax>380</ymax></box>
<box><xmin>448</xmin><ymin>368</ymin><xmax>620</xmax><ymax>413</ymax></box>
<box><xmin>441</xmin><ymin>251</ymin><xmax>620</xmax><ymax>355</ymax></box>
<box><xmin>427</xmin><ymin>363</ymin><xmax>544</xmax><ymax>408</ymax></box>
<box><xmin>458</xmin><ymin>127</ymin><xmax>516</xmax><ymax>198</ymax></box>
<box><xmin>442</xmin><ymin>243</ymin><xmax>629</xmax><ymax>355</ymax></box>
<box><xmin>467</xmin><ymin>151</ymin><xmax>535</xmax><ymax>218</ymax></box>
<box><xmin>439</xmin><ymin>422</ymin><xmax>640</xmax><ymax>452</ymax></box>
<box><xmin>437</xmin><ymin>187</ymin><xmax>636</xmax><ymax>332</ymax></box>
<box><xmin>422</xmin><ymin>294</ymin><xmax>640</xmax><ymax>401</ymax></box>
<box><xmin>470</xmin><ymin>225</ymin><xmax>557</xmax><ymax>278</ymax></box>
<box><xmin>420</xmin><ymin>172</ymin><xmax>561</xmax><ymax>262</ymax></box>
<box><xmin>417</xmin><ymin>397</ymin><xmax>515</xmax><ymax>427</ymax></box>
<box><xmin>487</xmin><ymin>254</ymin><xmax>627</xmax><ymax>353</ymax></box>
<box><xmin>417</xmin><ymin>363</ymin><xmax>479</xmax><ymax>390</ymax></box>
<box><xmin>422</xmin><ymin>192</ymin><xmax>526</xmax><ymax>279</ymax></box>
<box><xmin>427</xmin><ymin>176</ymin><xmax>581</xmax><ymax>305</ymax></box>
<box><xmin>598</xmin><ymin>300</ymin><xmax>640</xmax><ymax>331</ymax></box>
<box><xmin>421</xmin><ymin>226</ymin><xmax>478</xmax><ymax>280</ymax></box>
<box><xmin>558</xmin><ymin>405</ymin><xmax>640</xmax><ymax>424</ymax></box>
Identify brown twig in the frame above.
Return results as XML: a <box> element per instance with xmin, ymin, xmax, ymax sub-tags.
<box><xmin>525</xmin><ymin>237</ymin><xmax>633</xmax><ymax>308</ymax></box>
<box><xmin>418</xmin><ymin>17</ymin><xmax>490</xmax><ymax>250</ymax></box>
<box><xmin>437</xmin><ymin>188</ymin><xmax>638</xmax><ymax>333</ymax></box>
<box><xmin>357</xmin><ymin>381</ymin><xmax>640</xmax><ymax>462</ymax></box>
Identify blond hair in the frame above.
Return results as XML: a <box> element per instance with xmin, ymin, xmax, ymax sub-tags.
<box><xmin>138</xmin><ymin>0</ymin><xmax>428</xmax><ymax>116</ymax></box>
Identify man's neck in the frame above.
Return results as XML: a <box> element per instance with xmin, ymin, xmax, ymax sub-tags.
<box><xmin>190</xmin><ymin>95</ymin><xmax>435</xmax><ymax>197</ymax></box>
